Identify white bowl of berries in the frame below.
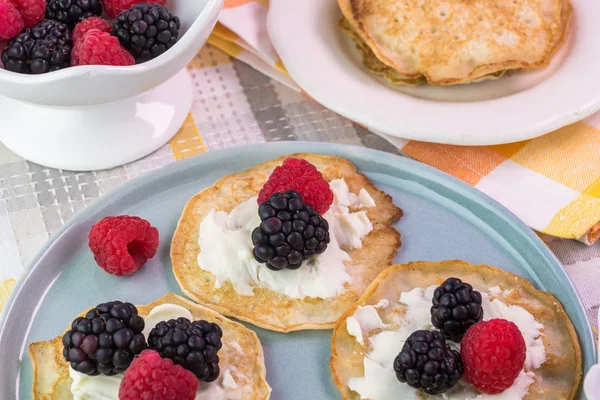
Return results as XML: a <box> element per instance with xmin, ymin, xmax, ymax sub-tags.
<box><xmin>0</xmin><ymin>0</ymin><xmax>222</xmax><ymax>171</ymax></box>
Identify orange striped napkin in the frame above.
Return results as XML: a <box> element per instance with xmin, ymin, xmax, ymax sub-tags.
<box><xmin>209</xmin><ymin>0</ymin><xmax>600</xmax><ymax>244</ymax></box>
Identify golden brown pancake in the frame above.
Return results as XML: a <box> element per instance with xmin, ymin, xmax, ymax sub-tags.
<box><xmin>171</xmin><ymin>154</ymin><xmax>402</xmax><ymax>332</ymax></box>
<box><xmin>339</xmin><ymin>17</ymin><xmax>506</xmax><ymax>86</ymax></box>
<box><xmin>29</xmin><ymin>293</ymin><xmax>271</xmax><ymax>400</ymax></box>
<box><xmin>330</xmin><ymin>260</ymin><xmax>582</xmax><ymax>399</ymax></box>
<box><xmin>338</xmin><ymin>0</ymin><xmax>572</xmax><ymax>85</ymax></box>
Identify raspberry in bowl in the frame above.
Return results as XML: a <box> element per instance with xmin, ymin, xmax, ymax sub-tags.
<box><xmin>0</xmin><ymin>0</ymin><xmax>222</xmax><ymax>171</ymax></box>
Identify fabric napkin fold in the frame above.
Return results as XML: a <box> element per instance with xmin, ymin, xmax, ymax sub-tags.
<box><xmin>210</xmin><ymin>0</ymin><xmax>600</xmax><ymax>244</ymax></box>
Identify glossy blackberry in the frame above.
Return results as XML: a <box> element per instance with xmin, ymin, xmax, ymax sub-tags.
<box><xmin>112</xmin><ymin>3</ymin><xmax>180</xmax><ymax>63</ymax></box>
<box><xmin>46</xmin><ymin>0</ymin><xmax>103</xmax><ymax>26</ymax></box>
<box><xmin>148</xmin><ymin>317</ymin><xmax>223</xmax><ymax>382</ymax></box>
<box><xmin>252</xmin><ymin>190</ymin><xmax>330</xmax><ymax>271</ymax></box>
<box><xmin>1</xmin><ymin>19</ymin><xmax>72</xmax><ymax>74</ymax></box>
<box><xmin>430</xmin><ymin>277</ymin><xmax>483</xmax><ymax>342</ymax></box>
<box><xmin>394</xmin><ymin>330</ymin><xmax>463</xmax><ymax>395</ymax></box>
<box><xmin>62</xmin><ymin>301</ymin><xmax>147</xmax><ymax>376</ymax></box>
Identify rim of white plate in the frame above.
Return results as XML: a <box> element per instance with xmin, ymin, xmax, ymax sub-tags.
<box><xmin>267</xmin><ymin>0</ymin><xmax>600</xmax><ymax>145</ymax></box>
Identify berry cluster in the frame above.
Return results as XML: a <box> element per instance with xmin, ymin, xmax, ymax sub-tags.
<box><xmin>251</xmin><ymin>157</ymin><xmax>334</xmax><ymax>271</ymax></box>
<box><xmin>1</xmin><ymin>0</ymin><xmax>180</xmax><ymax>73</ymax></box>
<box><xmin>393</xmin><ymin>277</ymin><xmax>527</xmax><ymax>395</ymax></box>
<box><xmin>63</xmin><ymin>301</ymin><xmax>225</xmax><ymax>399</ymax></box>
<box><xmin>62</xmin><ymin>158</ymin><xmax>337</xmax><ymax>395</ymax></box>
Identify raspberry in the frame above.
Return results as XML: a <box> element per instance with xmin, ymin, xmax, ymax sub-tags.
<box><xmin>102</xmin><ymin>0</ymin><xmax>166</xmax><ymax>19</ymax></box>
<box><xmin>73</xmin><ymin>16</ymin><xmax>111</xmax><ymax>44</ymax></box>
<box><xmin>258</xmin><ymin>158</ymin><xmax>334</xmax><ymax>215</ymax></box>
<box><xmin>10</xmin><ymin>0</ymin><xmax>46</xmax><ymax>28</ymax></box>
<box><xmin>72</xmin><ymin>30</ymin><xmax>135</xmax><ymax>67</ymax></box>
<box><xmin>119</xmin><ymin>350</ymin><xmax>198</xmax><ymax>400</ymax></box>
<box><xmin>88</xmin><ymin>215</ymin><xmax>159</xmax><ymax>276</ymax></box>
<box><xmin>0</xmin><ymin>0</ymin><xmax>24</xmax><ymax>41</ymax></box>
<box><xmin>461</xmin><ymin>319</ymin><xmax>526</xmax><ymax>394</ymax></box>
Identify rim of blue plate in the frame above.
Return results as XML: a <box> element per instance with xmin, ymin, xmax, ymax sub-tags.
<box><xmin>0</xmin><ymin>141</ymin><xmax>595</xmax><ymax>388</ymax></box>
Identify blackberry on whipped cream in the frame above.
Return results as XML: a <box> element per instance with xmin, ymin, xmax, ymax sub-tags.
<box><xmin>62</xmin><ymin>301</ymin><xmax>147</xmax><ymax>376</ymax></box>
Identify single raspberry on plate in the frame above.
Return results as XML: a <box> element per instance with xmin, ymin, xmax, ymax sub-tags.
<box><xmin>10</xmin><ymin>0</ymin><xmax>46</xmax><ymax>28</ymax></box>
<box><xmin>257</xmin><ymin>158</ymin><xmax>334</xmax><ymax>215</ymax></box>
<box><xmin>71</xmin><ymin>29</ymin><xmax>135</xmax><ymax>66</ymax></box>
<box><xmin>73</xmin><ymin>16</ymin><xmax>111</xmax><ymax>43</ymax></box>
<box><xmin>0</xmin><ymin>0</ymin><xmax>24</xmax><ymax>41</ymax></box>
<box><xmin>119</xmin><ymin>349</ymin><xmax>199</xmax><ymax>400</ymax></box>
<box><xmin>461</xmin><ymin>319</ymin><xmax>526</xmax><ymax>394</ymax></box>
<box><xmin>88</xmin><ymin>215</ymin><xmax>159</xmax><ymax>276</ymax></box>
<box><xmin>102</xmin><ymin>0</ymin><xmax>166</xmax><ymax>19</ymax></box>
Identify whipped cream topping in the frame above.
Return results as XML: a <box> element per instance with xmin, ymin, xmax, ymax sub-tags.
<box><xmin>346</xmin><ymin>286</ymin><xmax>546</xmax><ymax>400</ymax></box>
<box><xmin>70</xmin><ymin>368</ymin><xmax>120</xmax><ymax>400</ymax></box>
<box><xmin>141</xmin><ymin>303</ymin><xmax>193</xmax><ymax>339</ymax></box>
<box><xmin>70</xmin><ymin>304</ymin><xmax>244</xmax><ymax>400</ymax></box>
<box><xmin>197</xmin><ymin>179</ymin><xmax>375</xmax><ymax>299</ymax></box>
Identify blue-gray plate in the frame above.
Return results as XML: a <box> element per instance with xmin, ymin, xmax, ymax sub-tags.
<box><xmin>0</xmin><ymin>142</ymin><xmax>594</xmax><ymax>399</ymax></box>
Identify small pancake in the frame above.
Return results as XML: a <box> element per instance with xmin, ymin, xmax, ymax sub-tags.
<box><xmin>171</xmin><ymin>154</ymin><xmax>402</xmax><ymax>332</ymax></box>
<box><xmin>330</xmin><ymin>260</ymin><xmax>582</xmax><ymax>399</ymax></box>
<box><xmin>29</xmin><ymin>293</ymin><xmax>271</xmax><ymax>400</ymax></box>
<box><xmin>339</xmin><ymin>17</ymin><xmax>425</xmax><ymax>86</ymax></box>
<box><xmin>338</xmin><ymin>17</ymin><xmax>506</xmax><ymax>86</ymax></box>
<box><xmin>338</xmin><ymin>0</ymin><xmax>572</xmax><ymax>85</ymax></box>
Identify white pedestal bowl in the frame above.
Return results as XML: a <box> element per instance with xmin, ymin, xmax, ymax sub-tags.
<box><xmin>0</xmin><ymin>0</ymin><xmax>223</xmax><ymax>171</ymax></box>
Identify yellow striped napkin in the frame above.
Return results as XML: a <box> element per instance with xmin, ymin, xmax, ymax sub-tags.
<box><xmin>210</xmin><ymin>0</ymin><xmax>600</xmax><ymax>244</ymax></box>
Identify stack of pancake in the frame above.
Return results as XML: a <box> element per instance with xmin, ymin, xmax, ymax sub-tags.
<box><xmin>338</xmin><ymin>0</ymin><xmax>572</xmax><ymax>86</ymax></box>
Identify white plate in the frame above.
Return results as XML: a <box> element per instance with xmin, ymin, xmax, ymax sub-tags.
<box><xmin>267</xmin><ymin>0</ymin><xmax>600</xmax><ymax>145</ymax></box>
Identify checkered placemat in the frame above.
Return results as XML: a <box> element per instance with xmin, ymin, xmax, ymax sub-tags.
<box><xmin>1</xmin><ymin>45</ymin><xmax>598</xmax><ymax>338</ymax></box>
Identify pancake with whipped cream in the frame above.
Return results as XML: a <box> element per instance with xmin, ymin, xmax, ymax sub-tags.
<box><xmin>171</xmin><ymin>154</ymin><xmax>402</xmax><ymax>332</ymax></box>
<box><xmin>29</xmin><ymin>293</ymin><xmax>271</xmax><ymax>399</ymax></box>
<box><xmin>330</xmin><ymin>260</ymin><xmax>582</xmax><ymax>399</ymax></box>
<box><xmin>338</xmin><ymin>0</ymin><xmax>572</xmax><ymax>85</ymax></box>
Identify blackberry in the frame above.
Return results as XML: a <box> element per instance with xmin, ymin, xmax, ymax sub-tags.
<box><xmin>62</xmin><ymin>301</ymin><xmax>147</xmax><ymax>376</ymax></box>
<box><xmin>430</xmin><ymin>277</ymin><xmax>483</xmax><ymax>342</ymax></box>
<box><xmin>252</xmin><ymin>190</ymin><xmax>330</xmax><ymax>271</ymax></box>
<box><xmin>1</xmin><ymin>19</ymin><xmax>72</xmax><ymax>74</ymax></box>
<box><xmin>394</xmin><ymin>330</ymin><xmax>463</xmax><ymax>395</ymax></box>
<box><xmin>112</xmin><ymin>3</ymin><xmax>180</xmax><ymax>63</ymax></box>
<box><xmin>46</xmin><ymin>0</ymin><xmax>103</xmax><ymax>26</ymax></box>
<box><xmin>148</xmin><ymin>317</ymin><xmax>223</xmax><ymax>382</ymax></box>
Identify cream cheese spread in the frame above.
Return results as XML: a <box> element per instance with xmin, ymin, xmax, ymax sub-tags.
<box><xmin>70</xmin><ymin>304</ymin><xmax>244</xmax><ymax>400</ymax></box>
<box><xmin>197</xmin><ymin>179</ymin><xmax>375</xmax><ymax>299</ymax></box>
<box><xmin>346</xmin><ymin>286</ymin><xmax>546</xmax><ymax>399</ymax></box>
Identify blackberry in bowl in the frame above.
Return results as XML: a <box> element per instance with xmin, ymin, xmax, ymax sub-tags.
<box><xmin>252</xmin><ymin>190</ymin><xmax>330</xmax><ymax>271</ymax></box>
<box><xmin>394</xmin><ymin>330</ymin><xmax>463</xmax><ymax>394</ymax></box>
<box><xmin>62</xmin><ymin>301</ymin><xmax>147</xmax><ymax>375</ymax></box>
<box><xmin>0</xmin><ymin>0</ymin><xmax>222</xmax><ymax>171</ymax></box>
<box><xmin>148</xmin><ymin>317</ymin><xmax>223</xmax><ymax>382</ymax></box>
<box><xmin>430</xmin><ymin>277</ymin><xmax>483</xmax><ymax>342</ymax></box>
<box><xmin>113</xmin><ymin>3</ymin><xmax>181</xmax><ymax>63</ymax></box>
<box><xmin>46</xmin><ymin>0</ymin><xmax>103</xmax><ymax>26</ymax></box>
<box><xmin>1</xmin><ymin>19</ymin><xmax>72</xmax><ymax>74</ymax></box>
